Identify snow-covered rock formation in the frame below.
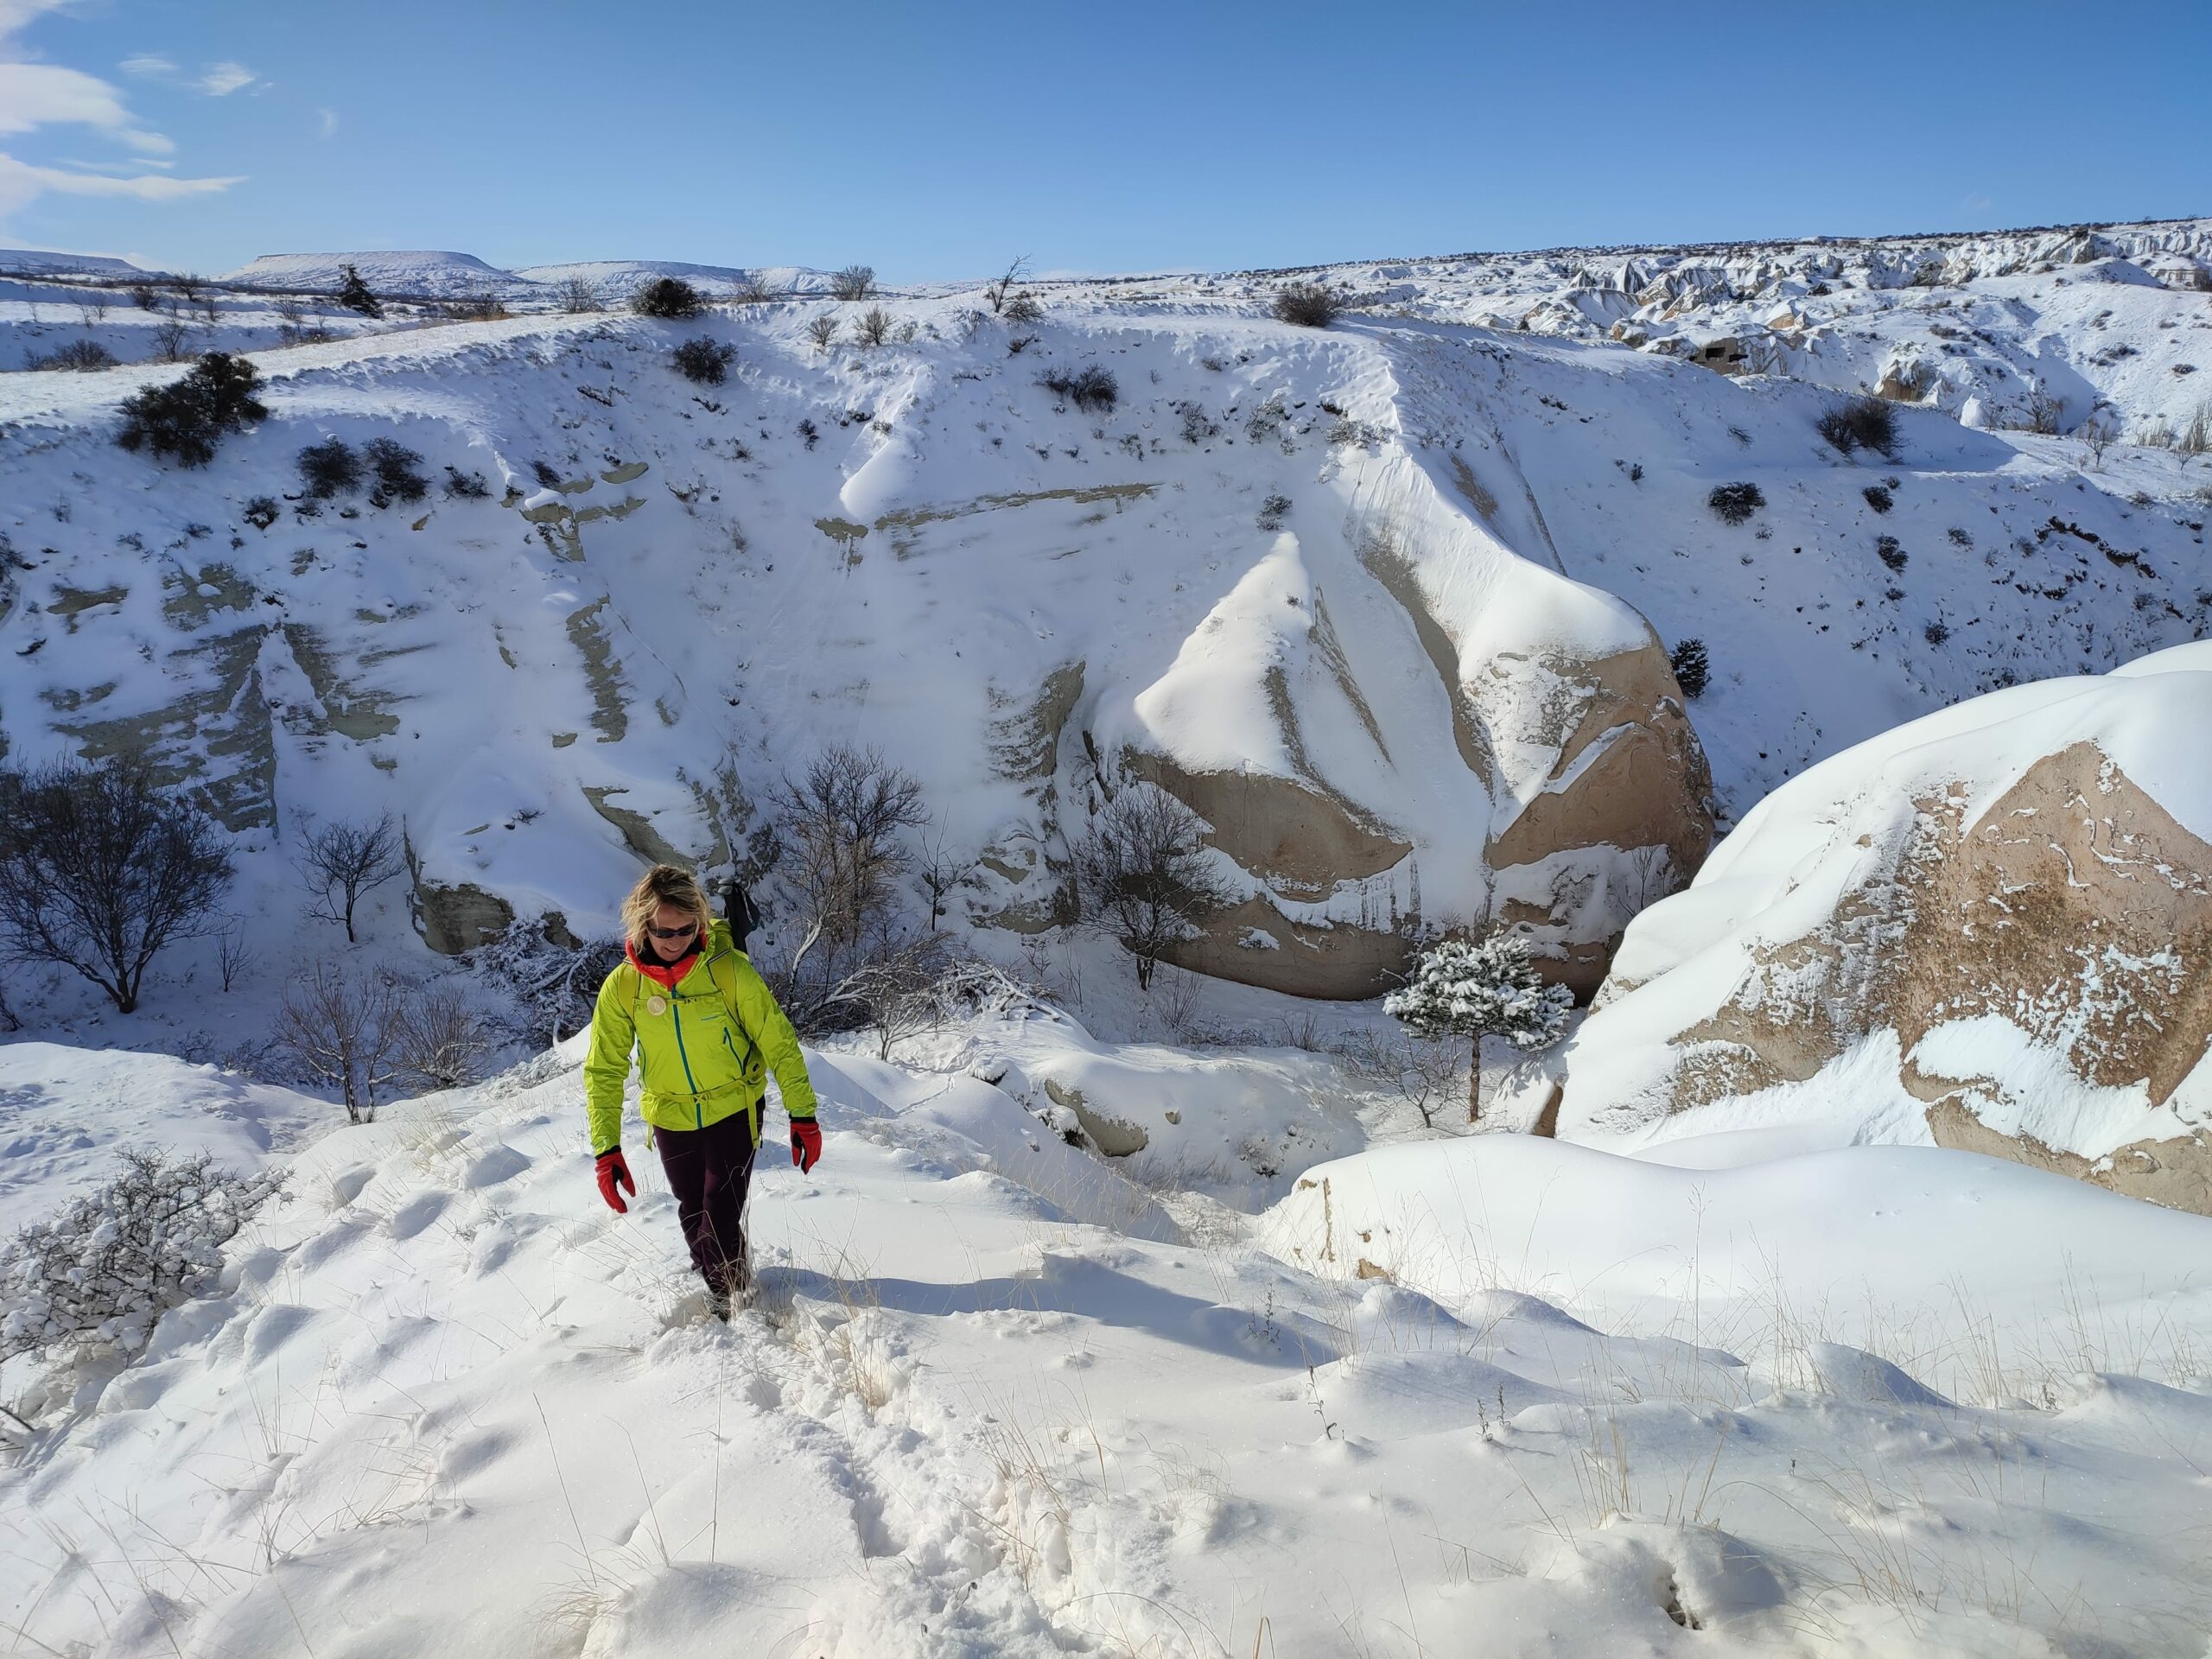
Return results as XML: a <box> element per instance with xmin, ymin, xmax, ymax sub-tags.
<box><xmin>1550</xmin><ymin>642</ymin><xmax>2212</xmax><ymax>1212</ymax></box>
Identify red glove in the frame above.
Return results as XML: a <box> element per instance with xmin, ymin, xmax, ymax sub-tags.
<box><xmin>595</xmin><ymin>1147</ymin><xmax>636</xmax><ymax>1213</ymax></box>
<box><xmin>790</xmin><ymin>1118</ymin><xmax>823</xmax><ymax>1173</ymax></box>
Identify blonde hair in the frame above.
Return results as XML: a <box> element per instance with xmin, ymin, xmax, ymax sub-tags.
<box><xmin>620</xmin><ymin>864</ymin><xmax>713</xmax><ymax>950</ymax></box>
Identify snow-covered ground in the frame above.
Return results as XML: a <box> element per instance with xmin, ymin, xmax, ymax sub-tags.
<box><xmin>3</xmin><ymin>1021</ymin><xmax>2208</xmax><ymax>1657</ymax></box>
<box><xmin>6</xmin><ymin>218</ymin><xmax>2212</xmax><ymax>1656</ymax></box>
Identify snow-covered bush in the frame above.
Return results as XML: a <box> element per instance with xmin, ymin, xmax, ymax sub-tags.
<box><xmin>673</xmin><ymin>337</ymin><xmax>737</xmax><ymax>384</ymax></box>
<box><xmin>115</xmin><ymin>353</ymin><xmax>266</xmax><ymax>468</ymax></box>
<box><xmin>1707</xmin><ymin>482</ymin><xmax>1764</xmax><ymax>525</ymax></box>
<box><xmin>467</xmin><ymin>918</ymin><xmax>623</xmax><ymax>1045</ymax></box>
<box><xmin>242</xmin><ymin>494</ymin><xmax>280</xmax><ymax>530</ymax></box>
<box><xmin>854</xmin><ymin>305</ymin><xmax>894</xmax><ymax>347</ymax></box>
<box><xmin>1</xmin><ymin>1148</ymin><xmax>280</xmax><ymax>1364</ymax></box>
<box><xmin>1385</xmin><ymin>934</ymin><xmax>1573</xmax><ymax>1122</ymax></box>
<box><xmin>1003</xmin><ymin>291</ymin><xmax>1045</xmax><ymax>323</ymax></box>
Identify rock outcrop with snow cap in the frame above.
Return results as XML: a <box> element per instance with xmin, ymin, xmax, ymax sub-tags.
<box><xmin>1553</xmin><ymin>642</ymin><xmax>2212</xmax><ymax>1212</ymax></box>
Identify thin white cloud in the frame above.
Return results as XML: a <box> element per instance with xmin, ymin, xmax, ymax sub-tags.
<box><xmin>196</xmin><ymin>60</ymin><xmax>257</xmax><ymax>96</ymax></box>
<box><xmin>118</xmin><ymin>54</ymin><xmax>176</xmax><ymax>78</ymax></box>
<box><xmin>0</xmin><ymin>154</ymin><xmax>241</xmax><ymax>218</ymax></box>
<box><xmin>0</xmin><ymin>62</ymin><xmax>140</xmax><ymax>136</ymax></box>
<box><xmin>58</xmin><ymin>155</ymin><xmax>177</xmax><ymax>173</ymax></box>
<box><xmin>316</xmin><ymin>107</ymin><xmax>338</xmax><ymax>140</ymax></box>
<box><xmin>0</xmin><ymin>10</ymin><xmax>242</xmax><ymax>227</ymax></box>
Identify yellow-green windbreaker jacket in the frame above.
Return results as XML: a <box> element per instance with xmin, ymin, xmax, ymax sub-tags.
<box><xmin>583</xmin><ymin>918</ymin><xmax>817</xmax><ymax>1154</ymax></box>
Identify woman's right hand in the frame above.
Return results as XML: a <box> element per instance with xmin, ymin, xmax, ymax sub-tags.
<box><xmin>595</xmin><ymin>1147</ymin><xmax>637</xmax><ymax>1213</ymax></box>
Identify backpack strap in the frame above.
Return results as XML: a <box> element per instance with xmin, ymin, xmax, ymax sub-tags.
<box><xmin>705</xmin><ymin>948</ymin><xmax>760</xmax><ymax>1071</ymax></box>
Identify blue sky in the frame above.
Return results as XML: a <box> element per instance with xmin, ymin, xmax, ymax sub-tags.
<box><xmin>3</xmin><ymin>0</ymin><xmax>2207</xmax><ymax>279</ymax></box>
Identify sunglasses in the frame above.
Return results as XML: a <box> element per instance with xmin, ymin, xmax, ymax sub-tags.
<box><xmin>646</xmin><ymin>920</ymin><xmax>698</xmax><ymax>940</ymax></box>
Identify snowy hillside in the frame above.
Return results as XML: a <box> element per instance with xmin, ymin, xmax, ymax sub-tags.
<box><xmin>218</xmin><ymin>249</ymin><xmax>518</xmax><ymax>298</ymax></box>
<box><xmin>1236</xmin><ymin>217</ymin><xmax>2212</xmax><ymax>440</ymax></box>
<box><xmin>3</xmin><ymin>1027</ymin><xmax>2208</xmax><ymax>1657</ymax></box>
<box><xmin>0</xmin><ymin>297</ymin><xmax>1727</xmax><ymax>1016</ymax></box>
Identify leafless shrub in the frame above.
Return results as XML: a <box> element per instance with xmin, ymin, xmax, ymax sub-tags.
<box><xmin>130</xmin><ymin>281</ymin><xmax>161</xmax><ymax>311</ymax></box>
<box><xmin>2177</xmin><ymin>402</ymin><xmax>2212</xmax><ymax>457</ymax></box>
<box><xmin>673</xmin><ymin>337</ymin><xmax>737</xmax><ymax>384</ymax></box>
<box><xmin>918</xmin><ymin>830</ymin><xmax>981</xmax><ymax>931</ymax></box>
<box><xmin>271</xmin><ymin>960</ymin><xmax>404</xmax><ymax>1123</ymax></box>
<box><xmin>1071</xmin><ymin>784</ymin><xmax>1234</xmax><ymax>989</ymax></box>
<box><xmin>1003</xmin><ymin>291</ymin><xmax>1045</xmax><ymax>324</ymax></box>
<box><xmin>151</xmin><ymin>307</ymin><xmax>193</xmax><ymax>363</ymax></box>
<box><xmin>986</xmin><ymin>255</ymin><xmax>1031</xmax><ymax>314</ymax></box>
<box><xmin>2080</xmin><ymin>413</ymin><xmax>2117</xmax><ymax>468</ymax></box>
<box><xmin>2023</xmin><ymin>384</ymin><xmax>2061</xmax><ymax>436</ymax></box>
<box><xmin>294</xmin><ymin>811</ymin><xmax>406</xmax><ymax>943</ymax></box>
<box><xmin>830</xmin><ymin>264</ymin><xmax>878</xmax><ymax>302</ymax></box>
<box><xmin>74</xmin><ymin>289</ymin><xmax>110</xmax><ymax>327</ymax></box>
<box><xmin>1341</xmin><ymin>1028</ymin><xmax>1465</xmax><ymax>1129</ymax></box>
<box><xmin>273</xmin><ymin>294</ymin><xmax>307</xmax><ymax>327</ymax></box>
<box><xmin>558</xmin><ymin>276</ymin><xmax>602</xmax><ymax>314</ymax></box>
<box><xmin>1039</xmin><ymin>364</ymin><xmax>1117</xmax><ymax>411</ymax></box>
<box><xmin>1816</xmin><ymin>394</ymin><xmax>1898</xmax><ymax>455</ymax></box>
<box><xmin>764</xmin><ymin>745</ymin><xmax>929</xmax><ymax>1027</ymax></box>
<box><xmin>391</xmin><ymin>983</ymin><xmax>493</xmax><ymax>1091</ymax></box>
<box><xmin>854</xmin><ymin>305</ymin><xmax>893</xmax><ymax>347</ymax></box>
<box><xmin>215</xmin><ymin>918</ymin><xmax>257</xmax><ymax>992</ymax></box>
<box><xmin>804</xmin><ymin>314</ymin><xmax>841</xmax><ymax>352</ymax></box>
<box><xmin>27</xmin><ymin>339</ymin><xmax>118</xmax><ymax>372</ymax></box>
<box><xmin>450</xmin><ymin>291</ymin><xmax>508</xmax><ymax>321</ymax></box>
<box><xmin>0</xmin><ymin>758</ymin><xmax>233</xmax><ymax>1014</ymax></box>
<box><xmin>466</xmin><ymin>919</ymin><xmax>623</xmax><ymax>1044</ymax></box>
<box><xmin>1272</xmin><ymin>282</ymin><xmax>1343</xmax><ymax>327</ymax></box>
<box><xmin>728</xmin><ymin>272</ymin><xmax>776</xmax><ymax>305</ymax></box>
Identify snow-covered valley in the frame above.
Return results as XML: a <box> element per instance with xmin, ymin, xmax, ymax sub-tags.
<box><xmin>3</xmin><ymin>223</ymin><xmax>2212</xmax><ymax>1656</ymax></box>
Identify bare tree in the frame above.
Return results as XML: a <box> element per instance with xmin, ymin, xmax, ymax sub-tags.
<box><xmin>985</xmin><ymin>255</ymin><xmax>1031</xmax><ymax>315</ymax></box>
<box><xmin>391</xmin><ymin>983</ymin><xmax>493</xmax><ymax>1091</ymax></box>
<box><xmin>75</xmin><ymin>289</ymin><xmax>111</xmax><ymax>327</ymax></box>
<box><xmin>918</xmin><ymin>829</ymin><xmax>980</xmax><ymax>931</ymax></box>
<box><xmin>1071</xmin><ymin>784</ymin><xmax>1234</xmax><ymax>989</ymax></box>
<box><xmin>767</xmin><ymin>746</ymin><xmax>928</xmax><ymax>1020</ymax></box>
<box><xmin>215</xmin><ymin>918</ymin><xmax>257</xmax><ymax>993</ymax></box>
<box><xmin>1343</xmin><ymin>1028</ymin><xmax>1465</xmax><ymax>1130</ymax></box>
<box><xmin>804</xmin><ymin>314</ymin><xmax>841</xmax><ymax>352</ymax></box>
<box><xmin>271</xmin><ymin>961</ymin><xmax>403</xmax><ymax>1123</ymax></box>
<box><xmin>273</xmin><ymin>294</ymin><xmax>307</xmax><ymax>327</ymax></box>
<box><xmin>558</xmin><ymin>276</ymin><xmax>602</xmax><ymax>314</ymax></box>
<box><xmin>729</xmin><ymin>273</ymin><xmax>776</xmax><ymax>305</ymax></box>
<box><xmin>151</xmin><ymin>306</ymin><xmax>192</xmax><ymax>363</ymax></box>
<box><xmin>2081</xmin><ymin>412</ymin><xmax>2118</xmax><ymax>470</ymax></box>
<box><xmin>853</xmin><ymin>306</ymin><xmax>893</xmax><ymax>347</ymax></box>
<box><xmin>0</xmin><ymin>759</ymin><xmax>234</xmax><ymax>1014</ymax></box>
<box><xmin>294</xmin><ymin>811</ymin><xmax>407</xmax><ymax>944</ymax></box>
<box><xmin>829</xmin><ymin>264</ymin><xmax>878</xmax><ymax>302</ymax></box>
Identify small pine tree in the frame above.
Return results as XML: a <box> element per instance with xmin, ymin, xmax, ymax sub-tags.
<box><xmin>335</xmin><ymin>263</ymin><xmax>384</xmax><ymax>319</ymax></box>
<box><xmin>1669</xmin><ymin>637</ymin><xmax>1709</xmax><ymax>700</ymax></box>
<box><xmin>1385</xmin><ymin>933</ymin><xmax>1573</xmax><ymax>1122</ymax></box>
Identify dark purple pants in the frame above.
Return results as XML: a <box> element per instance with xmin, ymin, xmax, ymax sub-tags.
<box><xmin>656</xmin><ymin>1109</ymin><xmax>758</xmax><ymax>1292</ymax></box>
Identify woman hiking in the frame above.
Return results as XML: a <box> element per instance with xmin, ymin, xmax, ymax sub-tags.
<box><xmin>584</xmin><ymin>864</ymin><xmax>823</xmax><ymax>1318</ymax></box>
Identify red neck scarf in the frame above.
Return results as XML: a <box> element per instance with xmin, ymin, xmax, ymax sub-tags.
<box><xmin>627</xmin><ymin>937</ymin><xmax>702</xmax><ymax>991</ymax></box>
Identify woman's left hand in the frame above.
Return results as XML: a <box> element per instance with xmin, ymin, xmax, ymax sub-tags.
<box><xmin>790</xmin><ymin>1118</ymin><xmax>823</xmax><ymax>1173</ymax></box>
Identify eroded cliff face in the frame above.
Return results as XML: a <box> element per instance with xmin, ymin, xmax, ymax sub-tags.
<box><xmin>1555</xmin><ymin>651</ymin><xmax>2212</xmax><ymax>1213</ymax></box>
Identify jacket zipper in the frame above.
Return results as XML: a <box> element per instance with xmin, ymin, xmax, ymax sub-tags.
<box><xmin>671</xmin><ymin>994</ymin><xmax>702</xmax><ymax>1127</ymax></box>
